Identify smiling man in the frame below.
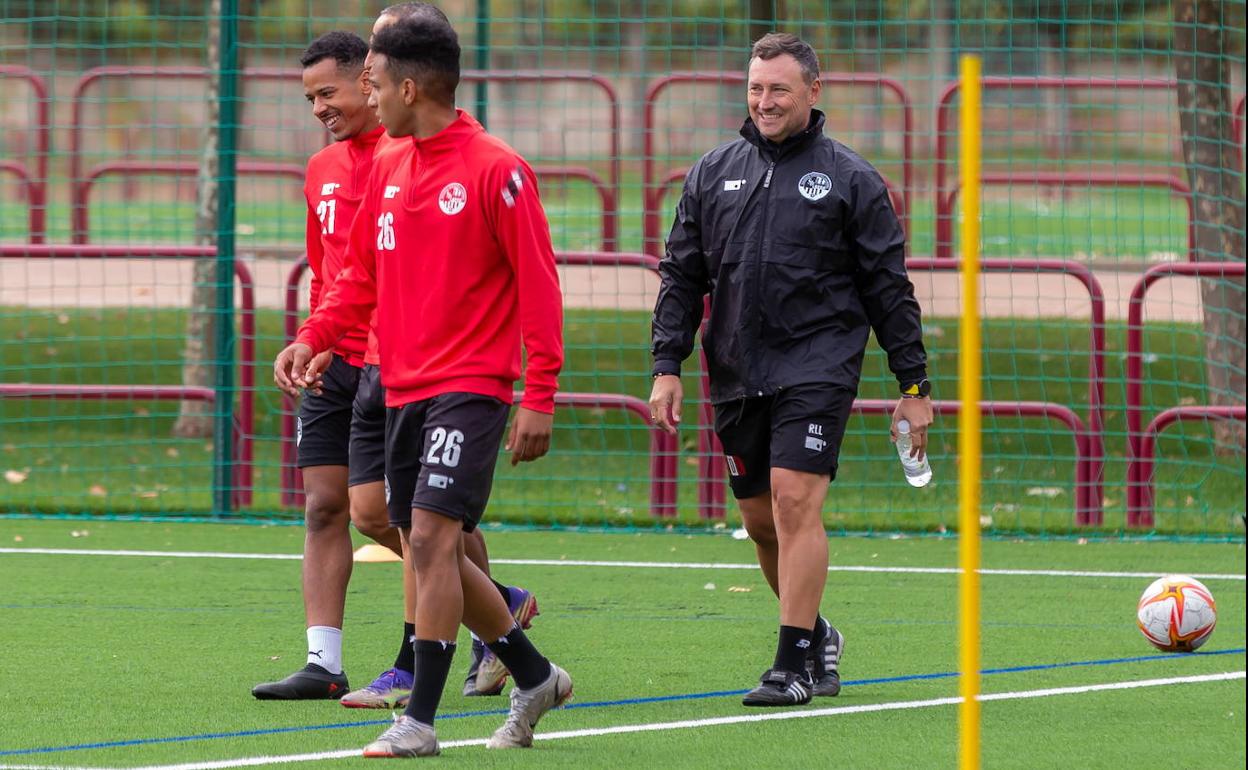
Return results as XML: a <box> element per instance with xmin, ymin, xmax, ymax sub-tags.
<box><xmin>649</xmin><ymin>32</ymin><xmax>933</xmax><ymax>707</ymax></box>
<box><xmin>252</xmin><ymin>31</ymin><xmax>403</xmax><ymax>703</ymax></box>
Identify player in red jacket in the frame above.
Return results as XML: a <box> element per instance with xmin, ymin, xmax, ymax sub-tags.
<box><xmin>273</xmin><ymin>15</ymin><xmax>570</xmax><ymax>757</ymax></box>
<box><xmin>253</xmin><ymin>30</ymin><xmax>403</xmax><ymax>702</ymax></box>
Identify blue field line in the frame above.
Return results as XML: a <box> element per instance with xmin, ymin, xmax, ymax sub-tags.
<box><xmin>2</xmin><ymin>647</ymin><xmax>1243</xmax><ymax>758</ymax></box>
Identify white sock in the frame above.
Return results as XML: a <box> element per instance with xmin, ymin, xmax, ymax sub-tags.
<box><xmin>306</xmin><ymin>626</ymin><xmax>343</xmax><ymax>675</ymax></box>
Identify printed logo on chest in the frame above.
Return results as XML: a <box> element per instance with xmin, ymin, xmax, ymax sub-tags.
<box><xmin>439</xmin><ymin>183</ymin><xmax>468</xmax><ymax>215</ymax></box>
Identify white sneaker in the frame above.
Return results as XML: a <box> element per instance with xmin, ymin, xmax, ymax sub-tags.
<box><xmin>485</xmin><ymin>663</ymin><xmax>573</xmax><ymax>749</ymax></box>
<box><xmin>362</xmin><ymin>715</ymin><xmax>439</xmax><ymax>758</ymax></box>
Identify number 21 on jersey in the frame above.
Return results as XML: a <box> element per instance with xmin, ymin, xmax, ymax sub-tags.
<box><xmin>315</xmin><ymin>198</ymin><xmax>336</xmax><ymax>235</ymax></box>
<box><xmin>376</xmin><ymin>211</ymin><xmax>396</xmax><ymax>251</ymax></box>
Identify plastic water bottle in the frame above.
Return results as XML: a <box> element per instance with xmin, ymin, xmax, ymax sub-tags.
<box><xmin>895</xmin><ymin>419</ymin><xmax>932</xmax><ymax>488</ymax></box>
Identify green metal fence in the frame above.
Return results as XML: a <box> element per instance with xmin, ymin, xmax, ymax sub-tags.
<box><xmin>0</xmin><ymin>1</ymin><xmax>1243</xmax><ymax>537</ymax></box>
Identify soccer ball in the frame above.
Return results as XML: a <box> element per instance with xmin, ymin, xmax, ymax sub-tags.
<box><xmin>1136</xmin><ymin>575</ymin><xmax>1217</xmax><ymax>652</ymax></box>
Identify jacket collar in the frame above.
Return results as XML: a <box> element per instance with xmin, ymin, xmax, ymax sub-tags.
<box><xmin>739</xmin><ymin>109</ymin><xmax>826</xmax><ymax>159</ymax></box>
<box><xmin>410</xmin><ymin>109</ymin><xmax>483</xmax><ymax>155</ymax></box>
<box><xmin>345</xmin><ymin>124</ymin><xmax>385</xmax><ymax>157</ymax></box>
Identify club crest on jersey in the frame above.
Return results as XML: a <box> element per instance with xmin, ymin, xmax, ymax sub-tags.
<box><xmin>384</xmin><ymin>185</ymin><xmax>401</xmax><ymax>199</ymax></box>
<box><xmin>320</xmin><ymin>182</ymin><xmax>339</xmax><ymax>196</ymax></box>
<box><xmin>798</xmin><ymin>171</ymin><xmax>832</xmax><ymax>201</ymax></box>
<box><xmin>438</xmin><ymin>182</ymin><xmax>467</xmax><ymax>215</ymax></box>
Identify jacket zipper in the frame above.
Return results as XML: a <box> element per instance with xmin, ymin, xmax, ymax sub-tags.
<box><xmin>748</xmin><ymin>160</ymin><xmax>776</xmax><ymax>397</ymax></box>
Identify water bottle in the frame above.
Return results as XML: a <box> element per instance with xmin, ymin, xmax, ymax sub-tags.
<box><xmin>895</xmin><ymin>419</ymin><xmax>932</xmax><ymax>488</ymax></box>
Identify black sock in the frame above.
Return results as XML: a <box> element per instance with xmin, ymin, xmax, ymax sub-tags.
<box><xmin>393</xmin><ymin>622</ymin><xmax>416</xmax><ymax>673</ymax></box>
<box><xmin>491</xmin><ymin>579</ymin><xmax>511</xmax><ymax>607</ymax></box>
<box><xmin>486</xmin><ymin>625</ymin><xmax>551</xmax><ymax>689</ymax></box>
<box><xmin>812</xmin><ymin>616</ymin><xmax>829</xmax><ymax>644</ymax></box>
<box><xmin>773</xmin><ymin>625</ymin><xmax>812</xmax><ymax>676</ymax></box>
<box><xmin>403</xmin><ymin>640</ymin><xmax>456</xmax><ymax>725</ymax></box>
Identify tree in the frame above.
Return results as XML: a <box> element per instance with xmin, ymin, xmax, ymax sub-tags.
<box><xmin>171</xmin><ymin>0</ymin><xmax>223</xmax><ymax>438</ymax></box>
<box><xmin>1173</xmin><ymin>0</ymin><xmax>1246</xmax><ymax>449</ymax></box>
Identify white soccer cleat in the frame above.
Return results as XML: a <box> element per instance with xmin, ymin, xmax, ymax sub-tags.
<box><xmin>485</xmin><ymin>663</ymin><xmax>573</xmax><ymax>749</ymax></box>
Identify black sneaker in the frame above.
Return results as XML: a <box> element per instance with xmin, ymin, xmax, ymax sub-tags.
<box><xmin>807</xmin><ymin>618</ymin><xmax>845</xmax><ymax>697</ymax></box>
<box><xmin>252</xmin><ymin>663</ymin><xmax>349</xmax><ymax>700</ymax></box>
<box><xmin>741</xmin><ymin>668</ymin><xmax>813</xmax><ymax>707</ymax></box>
<box><xmin>462</xmin><ymin>639</ymin><xmax>505</xmax><ymax>697</ymax></box>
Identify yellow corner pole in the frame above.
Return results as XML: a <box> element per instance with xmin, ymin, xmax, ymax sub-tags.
<box><xmin>957</xmin><ymin>54</ymin><xmax>983</xmax><ymax>770</ymax></box>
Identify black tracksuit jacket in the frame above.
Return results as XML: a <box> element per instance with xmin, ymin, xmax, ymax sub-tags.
<box><xmin>651</xmin><ymin>110</ymin><xmax>927</xmax><ymax>405</ymax></box>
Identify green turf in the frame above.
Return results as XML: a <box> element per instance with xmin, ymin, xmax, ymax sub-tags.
<box><xmin>0</xmin><ymin>520</ymin><xmax>1243</xmax><ymax>767</ymax></box>
<box><xmin>1</xmin><ymin>305</ymin><xmax>1243</xmax><ymax>535</ymax></box>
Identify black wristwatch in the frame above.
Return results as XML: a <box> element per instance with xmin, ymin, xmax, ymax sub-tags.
<box><xmin>900</xmin><ymin>378</ymin><xmax>931</xmax><ymax>398</ymax></box>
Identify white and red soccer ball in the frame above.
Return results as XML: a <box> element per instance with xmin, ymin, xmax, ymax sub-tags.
<box><xmin>1136</xmin><ymin>575</ymin><xmax>1217</xmax><ymax>653</ymax></box>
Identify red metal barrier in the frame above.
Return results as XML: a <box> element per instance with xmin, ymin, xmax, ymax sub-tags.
<box><xmin>73</xmin><ymin>161</ymin><xmax>305</xmax><ymax>244</ymax></box>
<box><xmin>935</xmin><ymin>77</ymin><xmax>1193</xmax><ymax>260</ymax></box>
<box><xmin>1125</xmin><ymin>261</ymin><xmax>1246</xmax><ymax>527</ymax></box>
<box><xmin>0</xmin><ymin>65</ymin><xmax>50</xmax><ymax>243</ymax></box>
<box><xmin>644</xmin><ymin>72</ymin><xmax>914</xmax><ymax>258</ymax></box>
<box><xmin>0</xmin><ymin>244</ymin><xmax>257</xmax><ymax>506</ymax></box>
<box><xmin>1132</xmin><ymin>406</ymin><xmax>1247</xmax><ymax>528</ymax></box>
<box><xmin>461</xmin><ymin>71</ymin><xmax>621</xmax><ymax>251</ymax></box>
<box><xmin>533</xmin><ymin>166</ymin><xmax>617</xmax><ymax>251</ymax></box>
<box><xmin>68</xmin><ymin>66</ymin><xmax>307</xmax><ymax>243</ymax></box>
<box><xmin>939</xmin><ymin>171</ymin><xmax>1195</xmax><ymax>262</ymax></box>
<box><xmin>696</xmin><ymin>397</ymin><xmax>1090</xmax><ymax>523</ymax></box>
<box><xmin>696</xmin><ymin>258</ymin><xmax>1106</xmax><ymax>524</ymax></box>
<box><xmin>281</xmin><ymin>251</ymin><xmax>671</xmax><ymax>512</ymax></box>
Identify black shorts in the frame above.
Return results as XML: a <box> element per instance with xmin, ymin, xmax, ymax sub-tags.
<box><xmin>384</xmin><ymin>392</ymin><xmax>510</xmax><ymax>531</ymax></box>
<box><xmin>296</xmin><ymin>354</ymin><xmax>361</xmax><ymax>468</ymax></box>
<box><xmin>348</xmin><ymin>364</ymin><xmax>387</xmax><ymax>487</ymax></box>
<box><xmin>713</xmin><ymin>384</ymin><xmax>855</xmax><ymax>500</ymax></box>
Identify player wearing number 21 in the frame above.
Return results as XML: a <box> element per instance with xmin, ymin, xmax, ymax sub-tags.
<box><xmin>273</xmin><ymin>13</ymin><xmax>570</xmax><ymax>758</ymax></box>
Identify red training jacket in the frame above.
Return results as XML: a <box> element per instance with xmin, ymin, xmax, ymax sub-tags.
<box><xmin>297</xmin><ymin>111</ymin><xmax>564</xmax><ymax>414</ymax></box>
<box><xmin>303</xmin><ymin>125</ymin><xmax>386</xmax><ymax>367</ymax></box>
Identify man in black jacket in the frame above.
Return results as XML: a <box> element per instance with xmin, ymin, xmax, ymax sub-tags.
<box><xmin>649</xmin><ymin>32</ymin><xmax>933</xmax><ymax>707</ymax></box>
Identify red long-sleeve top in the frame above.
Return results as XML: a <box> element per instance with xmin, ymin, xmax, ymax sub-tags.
<box><xmin>297</xmin><ymin>111</ymin><xmax>564</xmax><ymax>413</ymax></box>
<box><xmin>303</xmin><ymin>125</ymin><xmax>386</xmax><ymax>367</ymax></box>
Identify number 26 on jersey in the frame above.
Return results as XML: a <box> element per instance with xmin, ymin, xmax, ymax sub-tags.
<box><xmin>376</xmin><ymin>211</ymin><xmax>396</xmax><ymax>251</ymax></box>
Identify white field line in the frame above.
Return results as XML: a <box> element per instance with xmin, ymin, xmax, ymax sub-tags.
<box><xmin>1</xmin><ymin>547</ymin><xmax>1244</xmax><ymax>582</ymax></box>
<box><xmin>0</xmin><ymin>671</ymin><xmax>1242</xmax><ymax>770</ymax></box>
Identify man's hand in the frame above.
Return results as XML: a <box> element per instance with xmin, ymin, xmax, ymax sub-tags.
<box><xmin>891</xmin><ymin>396</ymin><xmax>934</xmax><ymax>461</ymax></box>
<box><xmin>506</xmin><ymin>407</ymin><xmax>554</xmax><ymax>466</ymax></box>
<box><xmin>301</xmin><ymin>350</ymin><xmax>334</xmax><ymax>396</ymax></box>
<box><xmin>648</xmin><ymin>374</ymin><xmax>683</xmax><ymax>435</ymax></box>
<box><xmin>273</xmin><ymin>342</ymin><xmax>315</xmax><ymax>398</ymax></box>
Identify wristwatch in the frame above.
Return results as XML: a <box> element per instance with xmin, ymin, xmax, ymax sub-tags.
<box><xmin>900</xmin><ymin>378</ymin><xmax>931</xmax><ymax>398</ymax></box>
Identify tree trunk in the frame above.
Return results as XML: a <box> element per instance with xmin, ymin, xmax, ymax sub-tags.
<box><xmin>1174</xmin><ymin>0</ymin><xmax>1247</xmax><ymax>450</ymax></box>
<box><xmin>747</xmin><ymin>0</ymin><xmax>774</xmax><ymax>47</ymax></box>
<box><xmin>171</xmin><ymin>0</ymin><xmax>221</xmax><ymax>438</ymax></box>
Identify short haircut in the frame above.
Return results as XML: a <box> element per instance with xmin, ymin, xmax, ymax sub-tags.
<box><xmin>379</xmin><ymin>2</ymin><xmax>449</xmax><ymax>24</ymax></box>
<box><xmin>299</xmin><ymin>30</ymin><xmax>369</xmax><ymax>72</ymax></box>
<box><xmin>749</xmin><ymin>32</ymin><xmax>820</xmax><ymax>85</ymax></box>
<box><xmin>370</xmin><ymin>15</ymin><xmax>461</xmax><ymax>104</ymax></box>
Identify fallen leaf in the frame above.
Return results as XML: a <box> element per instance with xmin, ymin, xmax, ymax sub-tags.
<box><xmin>139</xmin><ymin>490</ymin><xmax>160</xmax><ymax>499</ymax></box>
<box><xmin>979</xmin><ymin>515</ymin><xmax>994</xmax><ymax>527</ymax></box>
<box><xmin>135</xmin><ymin>407</ymin><xmax>150</xmax><ymax>417</ymax></box>
<box><xmin>88</xmin><ymin>484</ymin><xmax>108</xmax><ymax>497</ymax></box>
<box><xmin>13</xmin><ymin>535</ymin><xmax>23</xmax><ymax>542</ymax></box>
<box><xmin>56</xmin><ymin>313</ymin><xmax>70</xmax><ymax>324</ymax></box>
<box><xmin>727</xmin><ymin>586</ymin><xmax>752</xmax><ymax>593</ymax></box>
<box><xmin>1026</xmin><ymin>486</ymin><xmax>1064</xmax><ymax>498</ymax></box>
<box><xmin>4</xmin><ymin>469</ymin><xmax>28</xmax><ymax>484</ymax></box>
<box><xmin>166</xmin><ymin>447</ymin><xmax>180</xmax><ymax>458</ymax></box>
<box><xmin>703</xmin><ymin>582</ymin><xmax>716</xmax><ymax>590</ymax></box>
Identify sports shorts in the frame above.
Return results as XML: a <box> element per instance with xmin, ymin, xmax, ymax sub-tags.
<box><xmin>713</xmin><ymin>383</ymin><xmax>856</xmax><ymax>500</ymax></box>
<box><xmin>348</xmin><ymin>364</ymin><xmax>387</xmax><ymax>487</ymax></box>
<box><xmin>296</xmin><ymin>354</ymin><xmax>361</xmax><ymax>469</ymax></box>
<box><xmin>384</xmin><ymin>392</ymin><xmax>510</xmax><ymax>531</ymax></box>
